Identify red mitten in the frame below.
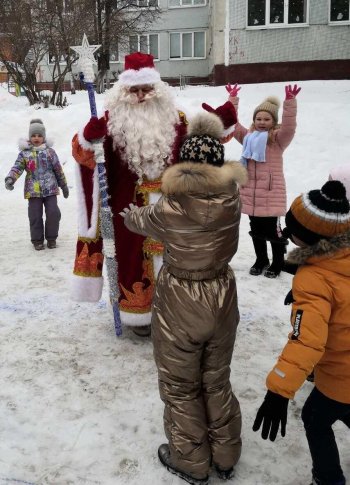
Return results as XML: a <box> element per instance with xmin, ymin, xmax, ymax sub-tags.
<box><xmin>202</xmin><ymin>101</ymin><xmax>237</xmax><ymax>129</ymax></box>
<box><xmin>83</xmin><ymin>116</ymin><xmax>107</xmax><ymax>141</ymax></box>
<box><xmin>285</xmin><ymin>84</ymin><xmax>301</xmax><ymax>100</ymax></box>
<box><xmin>225</xmin><ymin>83</ymin><xmax>241</xmax><ymax>98</ymax></box>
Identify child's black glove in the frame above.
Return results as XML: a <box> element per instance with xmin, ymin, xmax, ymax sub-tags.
<box><xmin>5</xmin><ymin>177</ymin><xmax>14</xmax><ymax>191</ymax></box>
<box><xmin>281</xmin><ymin>261</ymin><xmax>299</xmax><ymax>275</ymax></box>
<box><xmin>253</xmin><ymin>390</ymin><xmax>289</xmax><ymax>441</ymax></box>
<box><xmin>284</xmin><ymin>289</ymin><xmax>294</xmax><ymax>305</ymax></box>
<box><xmin>62</xmin><ymin>186</ymin><xmax>69</xmax><ymax>199</ymax></box>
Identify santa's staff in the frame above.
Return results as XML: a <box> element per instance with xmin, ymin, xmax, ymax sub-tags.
<box><xmin>71</xmin><ymin>34</ymin><xmax>122</xmax><ymax>336</ymax></box>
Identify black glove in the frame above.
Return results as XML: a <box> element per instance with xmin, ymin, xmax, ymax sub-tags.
<box><xmin>5</xmin><ymin>177</ymin><xmax>14</xmax><ymax>191</ymax></box>
<box><xmin>341</xmin><ymin>414</ymin><xmax>350</xmax><ymax>428</ymax></box>
<box><xmin>282</xmin><ymin>261</ymin><xmax>299</xmax><ymax>275</ymax></box>
<box><xmin>253</xmin><ymin>390</ymin><xmax>289</xmax><ymax>441</ymax></box>
<box><xmin>284</xmin><ymin>289</ymin><xmax>294</xmax><ymax>305</ymax></box>
<box><xmin>62</xmin><ymin>186</ymin><xmax>69</xmax><ymax>199</ymax></box>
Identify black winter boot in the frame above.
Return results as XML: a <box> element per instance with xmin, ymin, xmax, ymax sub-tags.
<box><xmin>47</xmin><ymin>240</ymin><xmax>57</xmax><ymax>249</ymax></box>
<box><xmin>158</xmin><ymin>444</ymin><xmax>209</xmax><ymax>485</ymax></box>
<box><xmin>311</xmin><ymin>476</ymin><xmax>346</xmax><ymax>485</ymax></box>
<box><xmin>33</xmin><ymin>241</ymin><xmax>45</xmax><ymax>251</ymax></box>
<box><xmin>132</xmin><ymin>325</ymin><xmax>151</xmax><ymax>337</ymax></box>
<box><xmin>214</xmin><ymin>464</ymin><xmax>235</xmax><ymax>480</ymax></box>
<box><xmin>264</xmin><ymin>242</ymin><xmax>285</xmax><ymax>278</ymax></box>
<box><xmin>249</xmin><ymin>237</ymin><xmax>269</xmax><ymax>276</ymax></box>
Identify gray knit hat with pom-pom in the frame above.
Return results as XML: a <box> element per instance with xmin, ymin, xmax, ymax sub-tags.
<box><xmin>29</xmin><ymin>119</ymin><xmax>46</xmax><ymax>139</ymax></box>
<box><xmin>253</xmin><ymin>96</ymin><xmax>280</xmax><ymax>123</ymax></box>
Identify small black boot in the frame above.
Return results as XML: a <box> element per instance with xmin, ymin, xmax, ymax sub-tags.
<box><xmin>311</xmin><ymin>476</ymin><xmax>346</xmax><ymax>485</ymax></box>
<box><xmin>249</xmin><ymin>236</ymin><xmax>269</xmax><ymax>276</ymax></box>
<box><xmin>33</xmin><ymin>241</ymin><xmax>45</xmax><ymax>251</ymax></box>
<box><xmin>47</xmin><ymin>239</ymin><xmax>57</xmax><ymax>249</ymax></box>
<box><xmin>264</xmin><ymin>242</ymin><xmax>285</xmax><ymax>278</ymax></box>
<box><xmin>214</xmin><ymin>464</ymin><xmax>235</xmax><ymax>480</ymax></box>
<box><xmin>158</xmin><ymin>444</ymin><xmax>209</xmax><ymax>485</ymax></box>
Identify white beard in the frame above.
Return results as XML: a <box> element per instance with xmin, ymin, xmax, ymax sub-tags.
<box><xmin>105</xmin><ymin>82</ymin><xmax>179</xmax><ymax>182</ymax></box>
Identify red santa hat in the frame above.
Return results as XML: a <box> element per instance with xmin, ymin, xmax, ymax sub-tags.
<box><xmin>118</xmin><ymin>52</ymin><xmax>161</xmax><ymax>86</ymax></box>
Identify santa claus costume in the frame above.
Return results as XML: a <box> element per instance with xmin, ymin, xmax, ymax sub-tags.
<box><xmin>71</xmin><ymin>52</ymin><xmax>237</xmax><ymax>334</ymax></box>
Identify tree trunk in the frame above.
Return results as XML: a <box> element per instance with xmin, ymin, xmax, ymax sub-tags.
<box><xmin>96</xmin><ymin>68</ymin><xmax>106</xmax><ymax>94</ymax></box>
<box><xmin>70</xmin><ymin>71</ymin><xmax>76</xmax><ymax>94</ymax></box>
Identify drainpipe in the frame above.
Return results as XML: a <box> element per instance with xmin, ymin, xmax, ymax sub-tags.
<box><xmin>224</xmin><ymin>0</ymin><xmax>230</xmax><ymax>66</ymax></box>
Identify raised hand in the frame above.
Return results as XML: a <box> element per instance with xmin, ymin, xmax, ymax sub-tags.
<box><xmin>225</xmin><ymin>83</ymin><xmax>241</xmax><ymax>98</ymax></box>
<box><xmin>119</xmin><ymin>203</ymin><xmax>137</xmax><ymax>218</ymax></box>
<box><xmin>285</xmin><ymin>84</ymin><xmax>301</xmax><ymax>100</ymax></box>
<box><xmin>252</xmin><ymin>390</ymin><xmax>289</xmax><ymax>441</ymax></box>
<box><xmin>202</xmin><ymin>101</ymin><xmax>237</xmax><ymax>129</ymax></box>
<box><xmin>83</xmin><ymin>116</ymin><xmax>107</xmax><ymax>142</ymax></box>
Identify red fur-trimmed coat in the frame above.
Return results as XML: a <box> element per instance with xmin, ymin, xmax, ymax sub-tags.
<box><xmin>71</xmin><ymin>111</ymin><xmax>188</xmax><ymax>327</ymax></box>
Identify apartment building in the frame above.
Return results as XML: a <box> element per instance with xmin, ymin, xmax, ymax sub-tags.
<box><xmin>37</xmin><ymin>0</ymin><xmax>350</xmax><ymax>85</ymax></box>
<box><xmin>126</xmin><ymin>0</ymin><xmax>211</xmax><ymax>83</ymax></box>
<box><xmin>36</xmin><ymin>0</ymin><xmax>211</xmax><ymax>86</ymax></box>
<box><xmin>211</xmin><ymin>0</ymin><xmax>350</xmax><ymax>84</ymax></box>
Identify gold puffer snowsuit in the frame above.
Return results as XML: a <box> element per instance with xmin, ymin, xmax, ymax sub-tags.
<box><xmin>124</xmin><ymin>160</ymin><xmax>247</xmax><ymax>479</ymax></box>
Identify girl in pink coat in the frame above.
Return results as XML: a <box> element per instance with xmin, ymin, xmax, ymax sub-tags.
<box><xmin>227</xmin><ymin>83</ymin><xmax>301</xmax><ymax>278</ymax></box>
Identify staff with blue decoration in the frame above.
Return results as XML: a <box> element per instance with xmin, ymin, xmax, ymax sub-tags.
<box><xmin>70</xmin><ymin>34</ymin><xmax>122</xmax><ymax>336</ymax></box>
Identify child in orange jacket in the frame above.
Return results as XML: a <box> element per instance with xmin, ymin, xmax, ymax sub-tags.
<box><xmin>253</xmin><ymin>180</ymin><xmax>350</xmax><ymax>485</ymax></box>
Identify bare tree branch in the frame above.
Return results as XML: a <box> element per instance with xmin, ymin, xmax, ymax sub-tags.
<box><xmin>0</xmin><ymin>0</ymin><xmax>161</xmax><ymax>103</ymax></box>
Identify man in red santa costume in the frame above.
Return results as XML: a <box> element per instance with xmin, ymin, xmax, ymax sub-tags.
<box><xmin>71</xmin><ymin>52</ymin><xmax>237</xmax><ymax>337</ymax></box>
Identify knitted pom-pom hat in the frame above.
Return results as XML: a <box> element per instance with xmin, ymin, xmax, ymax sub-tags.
<box><xmin>285</xmin><ymin>180</ymin><xmax>350</xmax><ymax>245</ymax></box>
<box><xmin>179</xmin><ymin>111</ymin><xmax>225</xmax><ymax>167</ymax></box>
<box><xmin>29</xmin><ymin>119</ymin><xmax>46</xmax><ymax>139</ymax></box>
<box><xmin>253</xmin><ymin>96</ymin><xmax>280</xmax><ymax>123</ymax></box>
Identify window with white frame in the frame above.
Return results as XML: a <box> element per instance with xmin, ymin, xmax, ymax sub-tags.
<box><xmin>247</xmin><ymin>0</ymin><xmax>308</xmax><ymax>28</ymax></box>
<box><xmin>129</xmin><ymin>34</ymin><xmax>159</xmax><ymax>59</ymax></box>
<box><xmin>169</xmin><ymin>0</ymin><xmax>206</xmax><ymax>7</ymax></box>
<box><xmin>136</xmin><ymin>0</ymin><xmax>159</xmax><ymax>6</ymax></box>
<box><xmin>109</xmin><ymin>44</ymin><xmax>119</xmax><ymax>62</ymax></box>
<box><xmin>169</xmin><ymin>31</ymin><xmax>206</xmax><ymax>59</ymax></box>
<box><xmin>330</xmin><ymin>0</ymin><xmax>350</xmax><ymax>22</ymax></box>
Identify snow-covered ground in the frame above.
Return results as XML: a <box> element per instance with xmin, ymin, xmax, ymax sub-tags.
<box><xmin>0</xmin><ymin>80</ymin><xmax>349</xmax><ymax>485</ymax></box>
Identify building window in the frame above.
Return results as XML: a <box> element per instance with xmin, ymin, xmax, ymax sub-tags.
<box><xmin>169</xmin><ymin>31</ymin><xmax>206</xmax><ymax>59</ymax></box>
<box><xmin>129</xmin><ymin>34</ymin><xmax>159</xmax><ymax>59</ymax></box>
<box><xmin>48</xmin><ymin>52</ymin><xmax>66</xmax><ymax>65</ymax></box>
<box><xmin>136</xmin><ymin>0</ymin><xmax>159</xmax><ymax>6</ymax></box>
<box><xmin>169</xmin><ymin>0</ymin><xmax>206</xmax><ymax>7</ymax></box>
<box><xmin>109</xmin><ymin>45</ymin><xmax>119</xmax><ymax>62</ymax></box>
<box><xmin>247</xmin><ymin>0</ymin><xmax>308</xmax><ymax>28</ymax></box>
<box><xmin>330</xmin><ymin>0</ymin><xmax>350</xmax><ymax>22</ymax></box>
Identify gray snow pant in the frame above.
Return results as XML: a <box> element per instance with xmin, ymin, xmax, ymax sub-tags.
<box><xmin>28</xmin><ymin>196</ymin><xmax>61</xmax><ymax>243</ymax></box>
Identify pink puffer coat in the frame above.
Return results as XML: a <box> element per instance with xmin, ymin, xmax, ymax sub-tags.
<box><xmin>232</xmin><ymin>97</ymin><xmax>297</xmax><ymax>217</ymax></box>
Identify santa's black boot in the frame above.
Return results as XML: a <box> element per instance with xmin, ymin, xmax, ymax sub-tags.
<box><xmin>264</xmin><ymin>242</ymin><xmax>285</xmax><ymax>278</ymax></box>
<box><xmin>249</xmin><ymin>236</ymin><xmax>269</xmax><ymax>276</ymax></box>
<box><xmin>158</xmin><ymin>444</ymin><xmax>209</xmax><ymax>485</ymax></box>
<box><xmin>132</xmin><ymin>324</ymin><xmax>151</xmax><ymax>337</ymax></box>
